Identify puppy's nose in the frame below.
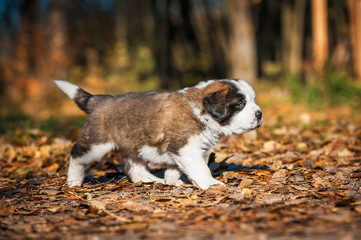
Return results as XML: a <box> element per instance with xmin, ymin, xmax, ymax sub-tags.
<box><xmin>255</xmin><ymin>111</ymin><xmax>262</xmax><ymax>120</ymax></box>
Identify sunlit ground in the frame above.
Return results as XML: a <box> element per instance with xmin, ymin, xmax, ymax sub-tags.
<box><xmin>0</xmin><ymin>80</ymin><xmax>360</xmax><ymax>239</ymax></box>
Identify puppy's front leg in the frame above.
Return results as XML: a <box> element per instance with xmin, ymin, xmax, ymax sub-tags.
<box><xmin>175</xmin><ymin>154</ymin><xmax>224</xmax><ymax>190</ymax></box>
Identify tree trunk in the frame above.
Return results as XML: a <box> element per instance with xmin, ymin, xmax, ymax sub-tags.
<box><xmin>348</xmin><ymin>0</ymin><xmax>361</xmax><ymax>80</ymax></box>
<box><xmin>227</xmin><ymin>0</ymin><xmax>257</xmax><ymax>82</ymax></box>
<box><xmin>311</xmin><ymin>0</ymin><xmax>329</xmax><ymax>73</ymax></box>
<box><xmin>48</xmin><ymin>0</ymin><xmax>68</xmax><ymax>77</ymax></box>
<box><xmin>115</xmin><ymin>0</ymin><xmax>128</xmax><ymax>44</ymax></box>
<box><xmin>282</xmin><ymin>0</ymin><xmax>306</xmax><ymax>76</ymax></box>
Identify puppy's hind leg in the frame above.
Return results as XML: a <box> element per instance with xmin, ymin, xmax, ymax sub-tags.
<box><xmin>67</xmin><ymin>142</ymin><xmax>115</xmax><ymax>187</ymax></box>
<box><xmin>164</xmin><ymin>166</ymin><xmax>183</xmax><ymax>187</ymax></box>
<box><xmin>123</xmin><ymin>157</ymin><xmax>165</xmax><ymax>184</ymax></box>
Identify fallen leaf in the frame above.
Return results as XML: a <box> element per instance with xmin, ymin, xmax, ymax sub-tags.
<box><xmin>40</xmin><ymin>189</ymin><xmax>61</xmax><ymax>196</ymax></box>
<box><xmin>239</xmin><ymin>178</ymin><xmax>253</xmax><ymax>189</ymax></box>
<box><xmin>316</xmin><ymin>212</ymin><xmax>352</xmax><ymax>223</ymax></box>
<box><xmin>0</xmin><ymin>206</ymin><xmax>15</xmax><ymax>216</ymax></box>
<box><xmin>205</xmin><ymin>184</ymin><xmax>228</xmax><ymax>195</ymax></box>
<box><xmin>43</xmin><ymin>163</ymin><xmax>59</xmax><ymax>172</ymax></box>
<box><xmin>222</xmin><ymin>171</ymin><xmax>238</xmax><ymax>180</ymax></box>
<box><xmin>243</xmin><ymin>131</ymin><xmax>257</xmax><ymax>144</ymax></box>
<box><xmin>291</xmin><ymin>184</ymin><xmax>309</xmax><ymax>191</ymax></box>
<box><xmin>296</xmin><ymin>142</ymin><xmax>307</xmax><ymax>151</ymax></box>
<box><xmin>350</xmin><ymin>172</ymin><xmax>361</xmax><ymax>178</ymax></box>
<box><xmin>240</xmin><ymin>188</ymin><xmax>253</xmax><ymax>197</ymax></box>
<box><xmin>4</xmin><ymin>145</ymin><xmax>16</xmax><ymax>162</ymax></box>
<box><xmin>228</xmin><ymin>193</ymin><xmax>244</xmax><ymax>201</ymax></box>
<box><xmin>262</xmin><ymin>194</ymin><xmax>284</xmax><ymax>204</ymax></box>
<box><xmin>324</xmin><ymin>166</ymin><xmax>337</xmax><ymax>174</ymax></box>
<box><xmin>47</xmin><ymin>207</ymin><xmax>61</xmax><ymax>213</ymax></box>
<box><xmin>337</xmin><ymin>148</ymin><xmax>352</xmax><ymax>157</ymax></box>
<box><xmin>254</xmin><ymin>170</ymin><xmax>271</xmax><ymax>176</ymax></box>
<box><xmin>334</xmin><ymin>171</ymin><xmax>345</xmax><ymax>180</ymax></box>
<box><xmin>312</xmin><ymin>176</ymin><xmax>330</xmax><ymax>188</ymax></box>
<box><xmin>270</xmin><ymin>160</ymin><xmax>283</xmax><ymax>171</ymax></box>
<box><xmin>272</xmin><ymin>169</ymin><xmax>288</xmax><ymax>179</ymax></box>
<box><xmin>11</xmin><ymin>166</ymin><xmax>30</xmax><ymax>176</ymax></box>
<box><xmin>119</xmin><ymin>223</ymin><xmax>148</xmax><ymax>231</ymax></box>
<box><xmin>273</xmin><ymin>127</ymin><xmax>287</xmax><ymax>135</ymax></box>
<box><xmin>289</xmin><ymin>175</ymin><xmax>305</xmax><ymax>183</ymax></box>
<box><xmin>354</xmin><ymin>205</ymin><xmax>361</xmax><ymax>213</ymax></box>
<box><xmin>90</xmin><ymin>200</ymin><xmax>107</xmax><ymax>210</ymax></box>
<box><xmin>299</xmin><ymin>112</ymin><xmax>311</xmax><ymax>124</ymax></box>
<box><xmin>262</xmin><ymin>140</ymin><xmax>280</xmax><ymax>152</ymax></box>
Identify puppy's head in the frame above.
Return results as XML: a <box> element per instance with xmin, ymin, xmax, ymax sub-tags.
<box><xmin>202</xmin><ymin>79</ymin><xmax>263</xmax><ymax>135</ymax></box>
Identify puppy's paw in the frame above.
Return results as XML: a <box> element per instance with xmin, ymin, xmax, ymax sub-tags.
<box><xmin>164</xmin><ymin>167</ymin><xmax>183</xmax><ymax>187</ymax></box>
<box><xmin>167</xmin><ymin>179</ymin><xmax>183</xmax><ymax>187</ymax></box>
<box><xmin>212</xmin><ymin>179</ymin><xmax>226</xmax><ymax>186</ymax></box>
<box><xmin>193</xmin><ymin>178</ymin><xmax>226</xmax><ymax>190</ymax></box>
<box><xmin>207</xmin><ymin>181</ymin><xmax>227</xmax><ymax>192</ymax></box>
<box><xmin>67</xmin><ymin>179</ymin><xmax>83</xmax><ymax>187</ymax></box>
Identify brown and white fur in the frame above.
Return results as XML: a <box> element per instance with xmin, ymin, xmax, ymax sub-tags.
<box><xmin>54</xmin><ymin>79</ymin><xmax>263</xmax><ymax>190</ymax></box>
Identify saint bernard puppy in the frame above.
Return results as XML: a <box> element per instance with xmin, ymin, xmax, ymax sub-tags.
<box><xmin>54</xmin><ymin>79</ymin><xmax>263</xmax><ymax>190</ymax></box>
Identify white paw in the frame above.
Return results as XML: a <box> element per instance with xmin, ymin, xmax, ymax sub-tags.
<box><xmin>150</xmin><ymin>178</ymin><xmax>166</xmax><ymax>184</ymax></box>
<box><xmin>193</xmin><ymin>178</ymin><xmax>225</xmax><ymax>190</ymax></box>
<box><xmin>67</xmin><ymin>179</ymin><xmax>83</xmax><ymax>187</ymax></box>
<box><xmin>165</xmin><ymin>179</ymin><xmax>183</xmax><ymax>187</ymax></box>
<box><xmin>130</xmin><ymin>174</ymin><xmax>165</xmax><ymax>184</ymax></box>
<box><xmin>164</xmin><ymin>167</ymin><xmax>183</xmax><ymax>187</ymax></box>
<box><xmin>173</xmin><ymin>179</ymin><xmax>184</xmax><ymax>187</ymax></box>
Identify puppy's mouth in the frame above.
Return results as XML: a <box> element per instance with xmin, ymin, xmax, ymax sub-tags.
<box><xmin>256</xmin><ymin>118</ymin><xmax>263</xmax><ymax>128</ymax></box>
<box><xmin>245</xmin><ymin>119</ymin><xmax>263</xmax><ymax>131</ymax></box>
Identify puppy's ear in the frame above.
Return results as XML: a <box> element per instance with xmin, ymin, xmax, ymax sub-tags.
<box><xmin>203</xmin><ymin>88</ymin><xmax>229</xmax><ymax>122</ymax></box>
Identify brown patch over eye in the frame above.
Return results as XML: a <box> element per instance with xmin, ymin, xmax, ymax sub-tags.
<box><xmin>202</xmin><ymin>81</ymin><xmax>246</xmax><ymax>125</ymax></box>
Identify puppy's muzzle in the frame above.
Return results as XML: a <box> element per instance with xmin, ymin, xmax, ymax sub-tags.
<box><xmin>255</xmin><ymin>110</ymin><xmax>263</xmax><ymax>127</ymax></box>
<box><xmin>255</xmin><ymin>111</ymin><xmax>262</xmax><ymax>121</ymax></box>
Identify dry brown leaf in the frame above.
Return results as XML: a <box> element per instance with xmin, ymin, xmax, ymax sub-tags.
<box><xmin>262</xmin><ymin>194</ymin><xmax>284</xmax><ymax>204</ymax></box>
<box><xmin>239</xmin><ymin>178</ymin><xmax>253</xmax><ymax>189</ymax></box>
<box><xmin>240</xmin><ymin>188</ymin><xmax>253</xmax><ymax>197</ymax></box>
<box><xmin>254</xmin><ymin>170</ymin><xmax>271</xmax><ymax>176</ymax></box>
<box><xmin>337</xmin><ymin>148</ymin><xmax>353</xmax><ymax>157</ymax></box>
<box><xmin>40</xmin><ymin>189</ymin><xmax>61</xmax><ymax>196</ymax></box>
<box><xmin>228</xmin><ymin>193</ymin><xmax>244</xmax><ymax>201</ymax></box>
<box><xmin>296</xmin><ymin>142</ymin><xmax>307</xmax><ymax>151</ymax></box>
<box><xmin>354</xmin><ymin>205</ymin><xmax>361</xmax><ymax>213</ymax></box>
<box><xmin>272</xmin><ymin>169</ymin><xmax>288</xmax><ymax>179</ymax></box>
<box><xmin>262</xmin><ymin>140</ymin><xmax>280</xmax><ymax>152</ymax></box>
<box><xmin>312</xmin><ymin>176</ymin><xmax>330</xmax><ymax>188</ymax></box>
<box><xmin>90</xmin><ymin>200</ymin><xmax>107</xmax><ymax>210</ymax></box>
<box><xmin>205</xmin><ymin>184</ymin><xmax>228</xmax><ymax>196</ymax></box>
<box><xmin>4</xmin><ymin>145</ymin><xmax>16</xmax><ymax>162</ymax></box>
<box><xmin>291</xmin><ymin>184</ymin><xmax>309</xmax><ymax>191</ymax></box>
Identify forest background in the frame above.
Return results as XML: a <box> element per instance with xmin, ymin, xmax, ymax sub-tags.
<box><xmin>0</xmin><ymin>0</ymin><xmax>361</xmax><ymax>122</ymax></box>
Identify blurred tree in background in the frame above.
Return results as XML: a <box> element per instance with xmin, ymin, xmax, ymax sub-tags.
<box><xmin>0</xmin><ymin>0</ymin><xmax>360</xmax><ymax>117</ymax></box>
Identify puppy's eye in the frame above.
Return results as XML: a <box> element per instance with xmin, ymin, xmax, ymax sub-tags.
<box><xmin>235</xmin><ymin>101</ymin><xmax>245</xmax><ymax>109</ymax></box>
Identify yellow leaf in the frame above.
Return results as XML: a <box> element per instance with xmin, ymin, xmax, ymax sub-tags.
<box><xmin>44</xmin><ymin>163</ymin><xmax>59</xmax><ymax>172</ymax></box>
<box><xmin>338</xmin><ymin>148</ymin><xmax>352</xmax><ymax>157</ymax></box>
<box><xmin>254</xmin><ymin>170</ymin><xmax>271</xmax><ymax>176</ymax></box>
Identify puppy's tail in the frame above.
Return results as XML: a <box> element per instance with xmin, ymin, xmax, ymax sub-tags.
<box><xmin>54</xmin><ymin>80</ymin><xmax>112</xmax><ymax>114</ymax></box>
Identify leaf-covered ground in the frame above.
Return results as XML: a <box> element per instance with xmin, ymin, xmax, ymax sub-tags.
<box><xmin>1</xmin><ymin>87</ymin><xmax>361</xmax><ymax>240</ymax></box>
